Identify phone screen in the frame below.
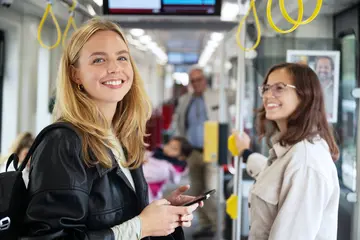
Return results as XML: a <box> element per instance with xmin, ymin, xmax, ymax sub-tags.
<box><xmin>183</xmin><ymin>189</ymin><xmax>216</xmax><ymax>206</ymax></box>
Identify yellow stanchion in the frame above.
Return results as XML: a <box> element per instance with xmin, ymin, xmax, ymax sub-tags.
<box><xmin>62</xmin><ymin>0</ymin><xmax>78</xmax><ymax>48</ymax></box>
<box><xmin>226</xmin><ymin>133</ymin><xmax>240</xmax><ymax>219</ymax></box>
<box><xmin>37</xmin><ymin>0</ymin><xmax>62</xmax><ymax>50</ymax></box>
<box><xmin>280</xmin><ymin>0</ymin><xmax>323</xmax><ymax>25</ymax></box>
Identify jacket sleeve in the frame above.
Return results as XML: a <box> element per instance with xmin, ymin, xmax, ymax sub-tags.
<box><xmin>170</xmin><ymin>108</ymin><xmax>180</xmax><ymax>136</ymax></box>
<box><xmin>170</xmin><ymin>96</ymin><xmax>185</xmax><ymax>136</ymax></box>
<box><xmin>241</xmin><ymin>149</ymin><xmax>268</xmax><ymax>180</ymax></box>
<box><xmin>23</xmin><ymin>128</ymin><xmax>114</xmax><ymax>240</ymax></box>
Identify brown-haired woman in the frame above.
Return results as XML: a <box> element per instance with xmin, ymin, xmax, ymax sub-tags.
<box><xmin>233</xmin><ymin>63</ymin><xmax>340</xmax><ymax>240</ymax></box>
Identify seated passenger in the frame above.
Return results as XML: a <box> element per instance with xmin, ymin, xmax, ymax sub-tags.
<box><xmin>21</xmin><ymin>18</ymin><xmax>200</xmax><ymax>240</ymax></box>
<box><xmin>143</xmin><ymin>136</ymin><xmax>192</xmax><ymax>202</ymax></box>
<box><xmin>0</xmin><ymin>132</ymin><xmax>34</xmax><ymax>187</ymax></box>
<box><xmin>233</xmin><ymin>62</ymin><xmax>340</xmax><ymax>240</ymax></box>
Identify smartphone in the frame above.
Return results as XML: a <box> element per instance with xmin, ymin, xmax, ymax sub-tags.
<box><xmin>183</xmin><ymin>189</ymin><xmax>216</xmax><ymax>206</ymax></box>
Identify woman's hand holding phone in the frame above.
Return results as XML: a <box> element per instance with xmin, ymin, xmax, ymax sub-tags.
<box><xmin>139</xmin><ymin>199</ymin><xmax>199</xmax><ymax>238</ymax></box>
<box><xmin>165</xmin><ymin>185</ymin><xmax>205</xmax><ymax>207</ymax></box>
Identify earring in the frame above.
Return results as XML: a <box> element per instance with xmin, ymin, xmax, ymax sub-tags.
<box><xmin>77</xmin><ymin>84</ymin><xmax>84</xmax><ymax>91</ymax></box>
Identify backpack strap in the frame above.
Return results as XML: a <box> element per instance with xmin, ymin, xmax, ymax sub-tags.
<box><xmin>5</xmin><ymin>153</ymin><xmax>19</xmax><ymax>172</ymax></box>
<box><xmin>6</xmin><ymin>122</ymin><xmax>75</xmax><ymax>172</ymax></box>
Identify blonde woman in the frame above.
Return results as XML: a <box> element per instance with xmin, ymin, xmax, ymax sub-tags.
<box><xmin>23</xmin><ymin>19</ymin><xmax>199</xmax><ymax>240</ymax></box>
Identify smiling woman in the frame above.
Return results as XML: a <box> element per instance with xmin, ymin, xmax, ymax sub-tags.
<box><xmin>71</xmin><ymin>30</ymin><xmax>134</xmax><ymax>129</ymax></box>
<box><xmin>259</xmin><ymin>68</ymin><xmax>300</xmax><ymax>133</ymax></box>
<box><xmin>233</xmin><ymin>63</ymin><xmax>340</xmax><ymax>240</ymax></box>
<box><xmin>21</xmin><ymin>18</ymin><xmax>200</xmax><ymax>240</ymax></box>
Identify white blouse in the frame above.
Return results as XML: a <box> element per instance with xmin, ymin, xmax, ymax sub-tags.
<box><xmin>109</xmin><ymin>134</ymin><xmax>136</xmax><ymax>191</ymax></box>
<box><xmin>108</xmin><ymin>133</ymin><xmax>141</xmax><ymax>240</ymax></box>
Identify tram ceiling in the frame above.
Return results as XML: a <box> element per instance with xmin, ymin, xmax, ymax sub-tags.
<box><xmin>149</xmin><ymin>29</ymin><xmax>207</xmax><ymax>53</ymax></box>
<box><xmin>20</xmin><ymin>0</ymin><xmax>359</xmax><ymax>65</ymax></box>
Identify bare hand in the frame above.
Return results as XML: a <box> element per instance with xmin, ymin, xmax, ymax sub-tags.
<box><xmin>139</xmin><ymin>199</ymin><xmax>199</xmax><ymax>238</ymax></box>
<box><xmin>166</xmin><ymin>185</ymin><xmax>204</xmax><ymax>207</ymax></box>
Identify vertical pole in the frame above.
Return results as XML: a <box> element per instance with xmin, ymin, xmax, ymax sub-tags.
<box><xmin>217</xmin><ymin>39</ymin><xmax>227</xmax><ymax>240</ymax></box>
<box><xmin>351</xmin><ymin>88</ymin><xmax>360</xmax><ymax>239</ymax></box>
<box><xmin>232</xmin><ymin>8</ymin><xmax>246</xmax><ymax>240</ymax></box>
<box><xmin>219</xmin><ymin>42</ymin><xmax>227</xmax><ymax>122</ymax></box>
<box><xmin>216</xmin><ymin>166</ymin><xmax>225</xmax><ymax>240</ymax></box>
<box><xmin>36</xmin><ymin>46</ymin><xmax>51</xmax><ymax>134</ymax></box>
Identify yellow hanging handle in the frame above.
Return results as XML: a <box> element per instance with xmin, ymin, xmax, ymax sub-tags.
<box><xmin>236</xmin><ymin>0</ymin><xmax>262</xmax><ymax>52</ymax></box>
<box><xmin>236</xmin><ymin>0</ymin><xmax>323</xmax><ymax>52</ymax></box>
<box><xmin>280</xmin><ymin>0</ymin><xmax>323</xmax><ymax>25</ymax></box>
<box><xmin>62</xmin><ymin>0</ymin><xmax>78</xmax><ymax>48</ymax></box>
<box><xmin>267</xmin><ymin>0</ymin><xmax>303</xmax><ymax>34</ymax></box>
<box><xmin>37</xmin><ymin>1</ymin><xmax>62</xmax><ymax>50</ymax></box>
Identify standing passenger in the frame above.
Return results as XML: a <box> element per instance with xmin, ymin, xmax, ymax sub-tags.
<box><xmin>172</xmin><ymin>65</ymin><xmax>235</xmax><ymax>238</ymax></box>
<box><xmin>22</xmin><ymin>19</ymin><xmax>199</xmax><ymax>240</ymax></box>
<box><xmin>234</xmin><ymin>63</ymin><xmax>340</xmax><ymax>240</ymax></box>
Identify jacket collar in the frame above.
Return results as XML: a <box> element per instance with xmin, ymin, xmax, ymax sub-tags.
<box><xmin>270</xmin><ymin>132</ymin><xmax>324</xmax><ymax>161</ymax></box>
<box><xmin>94</xmin><ymin>147</ymin><xmax>134</xmax><ymax>191</ymax></box>
<box><xmin>93</xmin><ymin>148</ymin><xmax>117</xmax><ymax>177</ymax></box>
<box><xmin>94</xmin><ymin>147</ymin><xmax>149</xmax><ymax>209</ymax></box>
<box><xmin>269</xmin><ymin>132</ymin><xmax>292</xmax><ymax>160</ymax></box>
<box><xmin>62</xmin><ymin>121</ymin><xmax>149</xmax><ymax>210</ymax></box>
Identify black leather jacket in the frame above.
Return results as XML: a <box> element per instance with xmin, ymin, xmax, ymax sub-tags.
<box><xmin>22</xmin><ymin>123</ymin><xmax>184</xmax><ymax>240</ymax></box>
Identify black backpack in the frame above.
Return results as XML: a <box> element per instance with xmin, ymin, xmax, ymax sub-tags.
<box><xmin>0</xmin><ymin>122</ymin><xmax>73</xmax><ymax>239</ymax></box>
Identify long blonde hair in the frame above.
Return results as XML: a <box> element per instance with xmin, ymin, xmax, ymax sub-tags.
<box><xmin>53</xmin><ymin>18</ymin><xmax>152</xmax><ymax>169</ymax></box>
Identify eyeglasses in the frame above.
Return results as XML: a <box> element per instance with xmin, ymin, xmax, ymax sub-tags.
<box><xmin>258</xmin><ymin>82</ymin><xmax>296</xmax><ymax>97</ymax></box>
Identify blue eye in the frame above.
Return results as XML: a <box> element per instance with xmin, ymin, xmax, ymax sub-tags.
<box><xmin>93</xmin><ymin>58</ymin><xmax>104</xmax><ymax>64</ymax></box>
<box><xmin>119</xmin><ymin>56</ymin><xmax>128</xmax><ymax>61</ymax></box>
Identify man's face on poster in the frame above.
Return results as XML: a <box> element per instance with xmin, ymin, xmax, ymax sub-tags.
<box><xmin>315</xmin><ymin>57</ymin><xmax>333</xmax><ymax>87</ymax></box>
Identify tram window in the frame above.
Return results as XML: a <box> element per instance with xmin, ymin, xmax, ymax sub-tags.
<box><xmin>338</xmin><ymin>34</ymin><xmax>357</xmax><ymax>191</ymax></box>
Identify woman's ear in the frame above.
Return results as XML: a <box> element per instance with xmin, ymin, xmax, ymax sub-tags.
<box><xmin>70</xmin><ymin>65</ymin><xmax>81</xmax><ymax>85</ymax></box>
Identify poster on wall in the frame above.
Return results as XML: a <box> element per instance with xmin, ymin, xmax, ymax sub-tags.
<box><xmin>286</xmin><ymin>50</ymin><xmax>340</xmax><ymax>123</ymax></box>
